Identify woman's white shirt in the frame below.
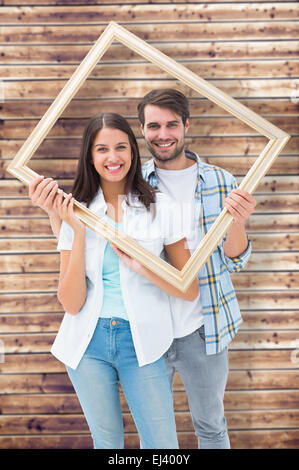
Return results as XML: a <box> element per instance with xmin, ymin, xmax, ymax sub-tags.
<box><xmin>51</xmin><ymin>187</ymin><xmax>186</xmax><ymax>369</ymax></box>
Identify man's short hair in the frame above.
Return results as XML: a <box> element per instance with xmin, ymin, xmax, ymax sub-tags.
<box><xmin>138</xmin><ymin>89</ymin><xmax>190</xmax><ymax>127</ymax></box>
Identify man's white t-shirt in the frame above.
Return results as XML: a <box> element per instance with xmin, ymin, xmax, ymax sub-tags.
<box><xmin>156</xmin><ymin>162</ymin><xmax>204</xmax><ymax>338</ymax></box>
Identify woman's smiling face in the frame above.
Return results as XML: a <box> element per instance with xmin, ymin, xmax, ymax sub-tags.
<box><xmin>91</xmin><ymin>127</ymin><xmax>132</xmax><ymax>186</ymax></box>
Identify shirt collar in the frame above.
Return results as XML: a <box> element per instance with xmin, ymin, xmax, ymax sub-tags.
<box><xmin>85</xmin><ymin>186</ymin><xmax>107</xmax><ymax>215</ymax></box>
<box><xmin>86</xmin><ymin>185</ymin><xmax>144</xmax><ymax>215</ymax></box>
<box><xmin>145</xmin><ymin>150</ymin><xmax>206</xmax><ymax>182</ymax></box>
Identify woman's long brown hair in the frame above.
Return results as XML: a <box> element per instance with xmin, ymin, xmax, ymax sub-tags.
<box><xmin>71</xmin><ymin>113</ymin><xmax>156</xmax><ymax>210</ymax></box>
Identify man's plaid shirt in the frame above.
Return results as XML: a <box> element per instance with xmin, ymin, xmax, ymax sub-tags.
<box><xmin>142</xmin><ymin>151</ymin><xmax>251</xmax><ymax>355</ymax></box>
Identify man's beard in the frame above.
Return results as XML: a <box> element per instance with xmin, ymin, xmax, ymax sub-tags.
<box><xmin>145</xmin><ymin>139</ymin><xmax>185</xmax><ymax>163</ymax></box>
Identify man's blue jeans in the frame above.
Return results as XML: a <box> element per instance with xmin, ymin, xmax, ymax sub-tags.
<box><xmin>164</xmin><ymin>325</ymin><xmax>230</xmax><ymax>449</ymax></box>
<box><xmin>66</xmin><ymin>317</ymin><xmax>179</xmax><ymax>449</ymax></box>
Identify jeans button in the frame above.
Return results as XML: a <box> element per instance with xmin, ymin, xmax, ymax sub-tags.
<box><xmin>111</xmin><ymin>320</ymin><xmax>117</xmax><ymax>326</ymax></box>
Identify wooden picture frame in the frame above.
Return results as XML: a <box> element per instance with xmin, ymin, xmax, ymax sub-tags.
<box><xmin>7</xmin><ymin>21</ymin><xmax>290</xmax><ymax>292</ymax></box>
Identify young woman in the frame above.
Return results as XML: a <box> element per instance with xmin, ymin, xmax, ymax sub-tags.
<box><xmin>42</xmin><ymin>113</ymin><xmax>198</xmax><ymax>449</ymax></box>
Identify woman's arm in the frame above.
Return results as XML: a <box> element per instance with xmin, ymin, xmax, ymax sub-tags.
<box><xmin>58</xmin><ymin>231</ymin><xmax>87</xmax><ymax>315</ymax></box>
<box><xmin>54</xmin><ymin>191</ymin><xmax>87</xmax><ymax>315</ymax></box>
<box><xmin>29</xmin><ymin>175</ymin><xmax>62</xmax><ymax>238</ymax></box>
<box><xmin>49</xmin><ymin>212</ymin><xmax>63</xmax><ymax>239</ymax></box>
<box><xmin>111</xmin><ymin>238</ymin><xmax>199</xmax><ymax>301</ymax></box>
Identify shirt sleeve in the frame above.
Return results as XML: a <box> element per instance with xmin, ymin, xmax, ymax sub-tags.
<box><xmin>218</xmin><ymin>238</ymin><xmax>252</xmax><ymax>272</ymax></box>
<box><xmin>56</xmin><ymin>220</ymin><xmax>74</xmax><ymax>251</ymax></box>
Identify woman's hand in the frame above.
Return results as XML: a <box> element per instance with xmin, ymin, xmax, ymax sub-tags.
<box><xmin>111</xmin><ymin>238</ymin><xmax>199</xmax><ymax>301</ymax></box>
<box><xmin>110</xmin><ymin>243</ymin><xmax>143</xmax><ymax>273</ymax></box>
<box><xmin>29</xmin><ymin>175</ymin><xmax>60</xmax><ymax>215</ymax></box>
<box><xmin>53</xmin><ymin>190</ymin><xmax>86</xmax><ymax>234</ymax></box>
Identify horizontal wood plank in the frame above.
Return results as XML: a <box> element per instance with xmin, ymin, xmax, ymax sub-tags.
<box><xmin>1</xmin><ymin>98</ymin><xmax>297</xmax><ymax>119</ymax></box>
<box><xmin>1</xmin><ymin>22</ymin><xmax>298</xmax><ymax>44</ymax></box>
<box><xmin>1</xmin><ymin>60</ymin><xmax>299</xmax><ymax>81</ymax></box>
<box><xmin>228</xmin><ymin>350</ymin><xmax>298</xmax><ymax>370</ymax></box>
<box><xmin>0</xmin><ymin>429</ymin><xmax>298</xmax><ymax>449</ymax></box>
<box><xmin>248</xmin><ymin>234</ymin><xmax>299</xmax><ymax>251</ymax></box>
<box><xmin>1</xmin><ymin>4</ymin><xmax>297</xmax><ymax>25</ymax></box>
<box><xmin>0</xmin><ymin>274</ymin><xmax>59</xmax><ymax>293</ymax></box>
<box><xmin>0</xmin><ymin>238</ymin><xmax>59</xmax><ymax>252</ymax></box>
<box><xmin>226</xmin><ymin>370</ymin><xmax>299</xmax><ymax>391</ymax></box>
<box><xmin>1</xmin><ymin>116</ymin><xmax>297</xmax><ymax>139</ymax></box>
<box><xmin>0</xmin><ymin>354</ymin><xmax>65</xmax><ymax>374</ymax></box>
<box><xmin>244</xmin><ymin>214</ymin><xmax>299</xmax><ymax>232</ymax></box>
<box><xmin>236</xmin><ymin>291</ymin><xmax>299</xmax><ymax>310</ymax></box>
<box><xmin>2</xmin><ymin>78</ymin><xmax>296</xmax><ymax>100</ymax></box>
<box><xmin>228</xmin><ymin>430</ymin><xmax>299</xmax><ymax>449</ymax></box>
<box><xmin>240</xmin><ymin>311</ymin><xmax>299</xmax><ymax>330</ymax></box>
<box><xmin>0</xmin><ymin>434</ymin><xmax>92</xmax><ymax>450</ymax></box>
<box><xmin>0</xmin><ymin>313</ymin><xmax>62</xmax><ymax>333</ymax></box>
<box><xmin>1</xmin><ymin>41</ymin><xmax>298</xmax><ymax>64</ymax></box>
<box><xmin>0</xmin><ymin>293</ymin><xmax>62</xmax><ymax>313</ymax></box>
<box><xmin>0</xmin><ymin>410</ymin><xmax>298</xmax><ymax>434</ymax></box>
<box><xmin>231</xmin><ymin>272</ymin><xmax>299</xmax><ymax>290</ymax></box>
<box><xmin>229</xmin><ymin>331</ymin><xmax>299</xmax><ymax>350</ymax></box>
<box><xmin>2</xmin><ymin>0</ymin><xmax>299</xmax><ymax>4</ymax></box>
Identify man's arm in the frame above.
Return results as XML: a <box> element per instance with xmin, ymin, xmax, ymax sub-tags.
<box><xmin>223</xmin><ymin>221</ymin><xmax>248</xmax><ymax>258</ymax></box>
<box><xmin>224</xmin><ymin>188</ymin><xmax>256</xmax><ymax>258</ymax></box>
<box><xmin>29</xmin><ymin>175</ymin><xmax>62</xmax><ymax>238</ymax></box>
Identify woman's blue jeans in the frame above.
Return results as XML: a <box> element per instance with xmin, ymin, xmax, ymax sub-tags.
<box><xmin>66</xmin><ymin>317</ymin><xmax>179</xmax><ymax>449</ymax></box>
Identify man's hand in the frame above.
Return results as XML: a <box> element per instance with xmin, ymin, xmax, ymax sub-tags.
<box><xmin>29</xmin><ymin>175</ymin><xmax>59</xmax><ymax>215</ymax></box>
<box><xmin>223</xmin><ymin>188</ymin><xmax>256</xmax><ymax>258</ymax></box>
<box><xmin>225</xmin><ymin>188</ymin><xmax>257</xmax><ymax>225</ymax></box>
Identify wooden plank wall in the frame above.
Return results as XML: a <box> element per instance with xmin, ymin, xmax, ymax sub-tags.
<box><xmin>0</xmin><ymin>0</ymin><xmax>298</xmax><ymax>449</ymax></box>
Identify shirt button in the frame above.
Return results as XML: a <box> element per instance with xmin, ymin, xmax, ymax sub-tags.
<box><xmin>111</xmin><ymin>320</ymin><xmax>117</xmax><ymax>326</ymax></box>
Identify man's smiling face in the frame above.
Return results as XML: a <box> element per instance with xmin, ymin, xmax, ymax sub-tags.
<box><xmin>141</xmin><ymin>104</ymin><xmax>189</xmax><ymax>167</ymax></box>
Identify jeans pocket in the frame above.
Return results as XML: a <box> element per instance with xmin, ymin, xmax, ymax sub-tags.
<box><xmin>197</xmin><ymin>324</ymin><xmax>205</xmax><ymax>341</ymax></box>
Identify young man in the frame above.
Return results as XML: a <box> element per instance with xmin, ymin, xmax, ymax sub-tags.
<box><xmin>29</xmin><ymin>89</ymin><xmax>256</xmax><ymax>449</ymax></box>
<box><xmin>137</xmin><ymin>89</ymin><xmax>256</xmax><ymax>449</ymax></box>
